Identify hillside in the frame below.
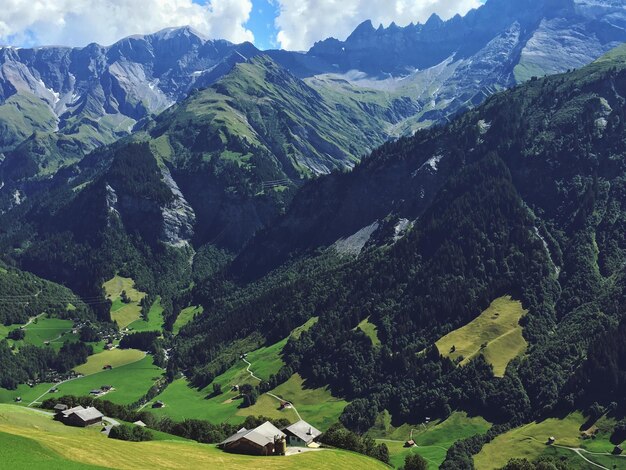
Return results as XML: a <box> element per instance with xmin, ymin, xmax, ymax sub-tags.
<box><xmin>0</xmin><ymin>54</ymin><xmax>418</xmax><ymax>312</ymax></box>
<box><xmin>0</xmin><ymin>405</ymin><xmax>387</xmax><ymax>469</ymax></box>
<box><xmin>169</xmin><ymin>44</ymin><xmax>626</xmax><ymax>467</ymax></box>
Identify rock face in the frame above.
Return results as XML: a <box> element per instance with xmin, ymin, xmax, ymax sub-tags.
<box><xmin>0</xmin><ymin>27</ymin><xmax>260</xmax><ymax>153</ymax></box>
<box><xmin>160</xmin><ymin>166</ymin><xmax>196</xmax><ymax>247</ymax></box>
<box><xmin>269</xmin><ymin>0</ymin><xmax>626</xmax><ymax>128</ymax></box>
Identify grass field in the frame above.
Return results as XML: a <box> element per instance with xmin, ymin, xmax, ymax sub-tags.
<box><xmin>436</xmin><ymin>296</ymin><xmax>528</xmax><ymax>377</ymax></box>
<box><xmin>104</xmin><ymin>276</ymin><xmax>146</xmax><ymax>329</ymax></box>
<box><xmin>74</xmin><ymin>349</ymin><xmax>145</xmax><ymax>376</ymax></box>
<box><xmin>0</xmin><ymin>405</ymin><xmax>387</xmax><ymax>469</ymax></box>
<box><xmin>0</xmin><ymin>383</ymin><xmax>55</xmax><ymax>405</ymax></box>
<box><xmin>173</xmin><ymin>305</ymin><xmax>203</xmax><ymax>335</ymax></box>
<box><xmin>475</xmin><ymin>412</ymin><xmax>626</xmax><ymax>470</ymax></box>
<box><xmin>128</xmin><ymin>297</ymin><xmax>164</xmax><ymax>333</ymax></box>
<box><xmin>0</xmin><ymin>322</ymin><xmax>19</xmax><ymax>340</ymax></box>
<box><xmin>355</xmin><ymin>317</ymin><xmax>381</xmax><ymax>346</ymax></box>
<box><xmin>57</xmin><ymin>356</ymin><xmax>162</xmax><ymax>405</ymax></box>
<box><xmin>22</xmin><ymin>318</ymin><xmax>75</xmax><ymax>349</ymax></box>
<box><xmin>151</xmin><ymin>317</ymin><xmax>339</xmax><ymax>427</ymax></box>
<box><xmin>374</xmin><ymin>412</ymin><xmax>491</xmax><ymax>469</ymax></box>
<box><xmin>263</xmin><ymin>374</ymin><xmax>348</xmax><ymax>430</ymax></box>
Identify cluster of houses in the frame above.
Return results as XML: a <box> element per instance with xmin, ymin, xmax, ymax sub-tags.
<box><xmin>218</xmin><ymin>419</ymin><xmax>322</xmax><ymax>456</ymax></box>
<box><xmin>49</xmin><ymin>400</ymin><xmax>324</xmax><ymax>457</ymax></box>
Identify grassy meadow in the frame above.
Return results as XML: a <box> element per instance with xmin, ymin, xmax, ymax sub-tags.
<box><xmin>436</xmin><ymin>296</ymin><xmax>528</xmax><ymax>376</ymax></box>
<box><xmin>172</xmin><ymin>305</ymin><xmax>203</xmax><ymax>334</ymax></box>
<box><xmin>0</xmin><ymin>405</ymin><xmax>387</xmax><ymax>470</ymax></box>
<box><xmin>57</xmin><ymin>356</ymin><xmax>162</xmax><ymax>405</ymax></box>
<box><xmin>74</xmin><ymin>349</ymin><xmax>145</xmax><ymax>376</ymax></box>
<box><xmin>475</xmin><ymin>412</ymin><xmax>626</xmax><ymax>469</ymax></box>
<box><xmin>372</xmin><ymin>411</ymin><xmax>491</xmax><ymax>469</ymax></box>
<box><xmin>355</xmin><ymin>317</ymin><xmax>381</xmax><ymax>347</ymax></box>
<box><xmin>128</xmin><ymin>297</ymin><xmax>164</xmax><ymax>333</ymax></box>
<box><xmin>104</xmin><ymin>276</ymin><xmax>146</xmax><ymax>329</ymax></box>
<box><xmin>151</xmin><ymin>317</ymin><xmax>344</xmax><ymax>428</ymax></box>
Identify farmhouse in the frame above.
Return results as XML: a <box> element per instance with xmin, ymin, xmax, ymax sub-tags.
<box><xmin>218</xmin><ymin>422</ymin><xmax>287</xmax><ymax>456</ymax></box>
<box><xmin>282</xmin><ymin>420</ymin><xmax>321</xmax><ymax>447</ymax></box>
<box><xmin>58</xmin><ymin>406</ymin><xmax>104</xmax><ymax>427</ymax></box>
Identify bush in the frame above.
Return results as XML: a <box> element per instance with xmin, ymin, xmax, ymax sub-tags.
<box><xmin>8</xmin><ymin>329</ymin><xmax>25</xmax><ymax>341</ymax></box>
<box><xmin>403</xmin><ymin>453</ymin><xmax>428</xmax><ymax>470</ymax></box>
<box><xmin>109</xmin><ymin>424</ymin><xmax>153</xmax><ymax>442</ymax></box>
<box><xmin>320</xmin><ymin>423</ymin><xmax>389</xmax><ymax>464</ymax></box>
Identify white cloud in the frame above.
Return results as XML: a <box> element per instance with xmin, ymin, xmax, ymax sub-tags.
<box><xmin>0</xmin><ymin>0</ymin><xmax>254</xmax><ymax>48</ymax></box>
<box><xmin>274</xmin><ymin>0</ymin><xmax>482</xmax><ymax>51</ymax></box>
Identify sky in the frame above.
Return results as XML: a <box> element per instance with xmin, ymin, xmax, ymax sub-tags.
<box><xmin>0</xmin><ymin>0</ymin><xmax>485</xmax><ymax>52</ymax></box>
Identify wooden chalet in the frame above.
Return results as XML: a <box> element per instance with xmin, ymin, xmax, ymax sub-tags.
<box><xmin>218</xmin><ymin>422</ymin><xmax>286</xmax><ymax>456</ymax></box>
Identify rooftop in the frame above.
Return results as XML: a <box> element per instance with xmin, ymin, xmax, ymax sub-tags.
<box><xmin>283</xmin><ymin>420</ymin><xmax>321</xmax><ymax>443</ymax></box>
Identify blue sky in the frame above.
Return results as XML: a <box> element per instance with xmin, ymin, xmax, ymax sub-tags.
<box><xmin>0</xmin><ymin>0</ymin><xmax>486</xmax><ymax>51</ymax></box>
<box><xmin>242</xmin><ymin>0</ymin><xmax>279</xmax><ymax>50</ymax></box>
<box><xmin>191</xmin><ymin>0</ymin><xmax>279</xmax><ymax>50</ymax></box>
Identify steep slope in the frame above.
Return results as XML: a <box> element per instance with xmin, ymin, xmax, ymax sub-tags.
<box><xmin>0</xmin><ymin>27</ymin><xmax>261</xmax><ymax>177</ymax></box>
<box><xmin>0</xmin><ymin>55</ymin><xmax>418</xmax><ymax>314</ymax></box>
<box><xmin>174</xmin><ymin>44</ymin><xmax>626</xmax><ymax>449</ymax></box>
<box><xmin>270</xmin><ymin>0</ymin><xmax>626</xmax><ymax>130</ymax></box>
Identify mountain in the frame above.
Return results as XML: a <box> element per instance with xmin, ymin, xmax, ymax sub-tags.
<box><xmin>170</xmin><ymin>45</ymin><xmax>626</xmax><ymax>464</ymax></box>
<box><xmin>0</xmin><ymin>53</ymin><xmax>424</xmax><ymax>308</ymax></box>
<box><xmin>0</xmin><ymin>27</ymin><xmax>261</xmax><ymax>174</ymax></box>
<box><xmin>270</xmin><ymin>0</ymin><xmax>626</xmax><ymax>130</ymax></box>
<box><xmin>2</xmin><ymin>0</ymin><xmax>625</xmax><ymax>186</ymax></box>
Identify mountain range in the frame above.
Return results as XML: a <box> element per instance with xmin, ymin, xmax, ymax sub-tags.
<box><xmin>1</xmin><ymin>0</ymin><xmax>625</xmax><ymax>190</ymax></box>
<box><xmin>2</xmin><ymin>0</ymin><xmax>626</xmax><ymax>468</ymax></box>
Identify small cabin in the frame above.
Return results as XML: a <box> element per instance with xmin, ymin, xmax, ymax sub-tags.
<box><xmin>103</xmin><ymin>365</ymin><xmax>113</xmax><ymax>370</ymax></box>
<box><xmin>105</xmin><ymin>343</ymin><xmax>114</xmax><ymax>350</ymax></box>
<box><xmin>14</xmin><ymin>396</ymin><xmax>22</xmax><ymax>403</ymax></box>
<box><xmin>282</xmin><ymin>420</ymin><xmax>321</xmax><ymax>447</ymax></box>
<box><xmin>614</xmin><ymin>445</ymin><xmax>623</xmax><ymax>455</ymax></box>
<box><xmin>152</xmin><ymin>400</ymin><xmax>165</xmax><ymax>409</ymax></box>
<box><xmin>101</xmin><ymin>385</ymin><xmax>113</xmax><ymax>392</ymax></box>
<box><xmin>133</xmin><ymin>420</ymin><xmax>147</xmax><ymax>427</ymax></box>
<box><xmin>548</xmin><ymin>436</ymin><xmax>556</xmax><ymax>445</ymax></box>
<box><xmin>404</xmin><ymin>439</ymin><xmax>416</xmax><ymax>448</ymax></box>
<box><xmin>49</xmin><ymin>387</ymin><xmax>58</xmax><ymax>393</ymax></box>
<box><xmin>90</xmin><ymin>389</ymin><xmax>102</xmax><ymax>396</ymax></box>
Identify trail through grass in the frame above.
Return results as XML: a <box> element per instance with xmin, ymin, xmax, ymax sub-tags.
<box><xmin>375</xmin><ymin>412</ymin><xmax>491</xmax><ymax>469</ymax></box>
<box><xmin>475</xmin><ymin>412</ymin><xmax>626</xmax><ymax>470</ymax></box>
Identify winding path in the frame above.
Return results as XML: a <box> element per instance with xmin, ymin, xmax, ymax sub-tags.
<box><xmin>241</xmin><ymin>358</ymin><xmax>302</xmax><ymax>421</ymax></box>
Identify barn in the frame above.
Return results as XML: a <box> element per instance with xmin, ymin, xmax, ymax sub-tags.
<box><xmin>59</xmin><ymin>406</ymin><xmax>104</xmax><ymax>427</ymax></box>
<box><xmin>282</xmin><ymin>420</ymin><xmax>321</xmax><ymax>447</ymax></box>
<box><xmin>218</xmin><ymin>422</ymin><xmax>286</xmax><ymax>456</ymax></box>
